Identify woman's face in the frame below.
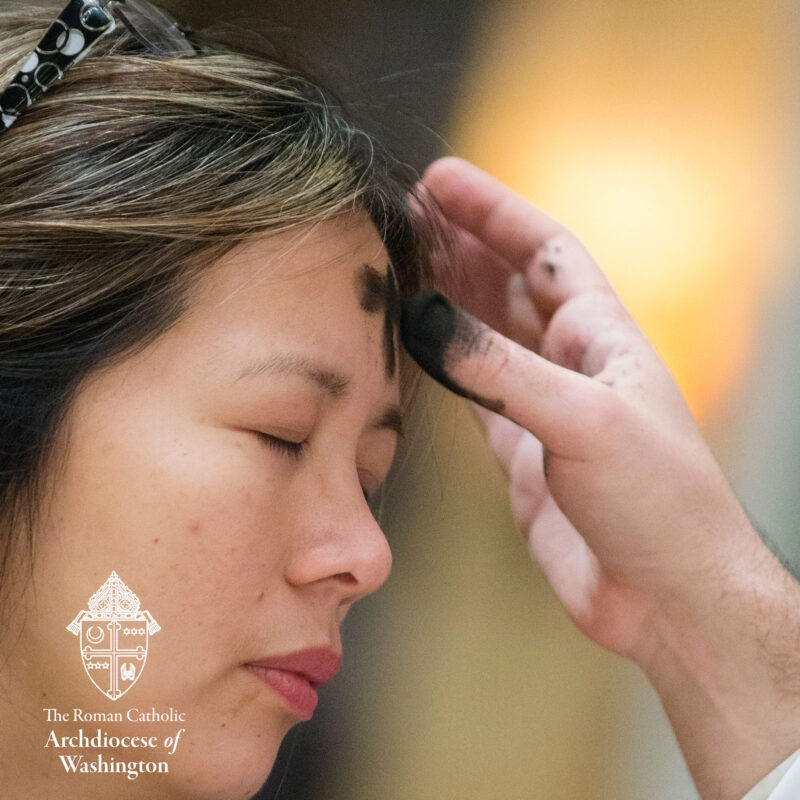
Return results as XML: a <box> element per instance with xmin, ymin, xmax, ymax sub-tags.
<box><xmin>2</xmin><ymin>216</ymin><xmax>401</xmax><ymax>798</ymax></box>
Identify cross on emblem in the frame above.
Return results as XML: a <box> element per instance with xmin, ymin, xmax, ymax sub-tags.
<box><xmin>67</xmin><ymin>571</ymin><xmax>159</xmax><ymax>701</ymax></box>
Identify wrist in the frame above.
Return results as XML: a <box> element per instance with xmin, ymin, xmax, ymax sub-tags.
<box><xmin>638</xmin><ymin>526</ymin><xmax>800</xmax><ymax>800</ymax></box>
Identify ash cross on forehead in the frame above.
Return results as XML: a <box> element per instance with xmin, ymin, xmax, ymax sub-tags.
<box><xmin>355</xmin><ymin>263</ymin><xmax>401</xmax><ymax>380</ymax></box>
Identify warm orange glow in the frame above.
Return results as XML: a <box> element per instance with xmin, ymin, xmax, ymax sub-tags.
<box><xmin>450</xmin><ymin>0</ymin><xmax>793</xmax><ymax>421</ymax></box>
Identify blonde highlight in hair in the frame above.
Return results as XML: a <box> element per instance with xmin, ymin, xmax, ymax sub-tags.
<box><xmin>0</xmin><ymin>3</ymin><xmax>434</xmax><ymax>593</ymax></box>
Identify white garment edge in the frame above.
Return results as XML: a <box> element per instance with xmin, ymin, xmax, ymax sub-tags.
<box><xmin>739</xmin><ymin>748</ymin><xmax>800</xmax><ymax>800</ymax></box>
<box><xmin>766</xmin><ymin>749</ymin><xmax>800</xmax><ymax>800</ymax></box>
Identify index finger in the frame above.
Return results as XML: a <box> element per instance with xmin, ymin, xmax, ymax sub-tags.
<box><xmin>420</xmin><ymin>156</ymin><xmax>565</xmax><ymax>267</ymax></box>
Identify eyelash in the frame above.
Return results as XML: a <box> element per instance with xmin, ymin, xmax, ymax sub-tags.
<box><xmin>256</xmin><ymin>432</ymin><xmax>307</xmax><ymax>460</ymax></box>
<box><xmin>256</xmin><ymin>432</ymin><xmax>375</xmax><ymax>502</ymax></box>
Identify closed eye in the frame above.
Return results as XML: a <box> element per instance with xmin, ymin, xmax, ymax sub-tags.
<box><xmin>256</xmin><ymin>432</ymin><xmax>379</xmax><ymax>503</ymax></box>
<box><xmin>256</xmin><ymin>432</ymin><xmax>307</xmax><ymax>460</ymax></box>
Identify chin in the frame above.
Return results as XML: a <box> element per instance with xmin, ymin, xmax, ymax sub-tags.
<box><xmin>159</xmin><ymin>713</ymin><xmax>288</xmax><ymax>800</ymax></box>
<box><xmin>168</xmin><ymin>735</ymin><xmax>280</xmax><ymax>800</ymax></box>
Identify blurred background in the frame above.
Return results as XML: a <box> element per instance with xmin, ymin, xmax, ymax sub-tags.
<box><xmin>165</xmin><ymin>1</ymin><xmax>798</xmax><ymax>797</ymax></box>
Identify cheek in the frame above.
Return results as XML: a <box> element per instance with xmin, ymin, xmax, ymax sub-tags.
<box><xmin>67</xmin><ymin>418</ymin><xmax>274</xmax><ymax>530</ymax></box>
<box><xmin>37</xmin><ymin>412</ymin><xmax>291</xmax><ymax>648</ymax></box>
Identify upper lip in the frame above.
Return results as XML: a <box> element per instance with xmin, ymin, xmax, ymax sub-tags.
<box><xmin>246</xmin><ymin>646</ymin><xmax>341</xmax><ymax>688</ymax></box>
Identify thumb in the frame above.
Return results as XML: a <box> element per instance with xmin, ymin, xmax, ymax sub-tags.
<box><xmin>400</xmin><ymin>290</ymin><xmax>619</xmax><ymax>458</ymax></box>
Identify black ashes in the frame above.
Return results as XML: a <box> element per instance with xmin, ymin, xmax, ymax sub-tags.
<box><xmin>399</xmin><ymin>291</ymin><xmax>506</xmax><ymax>414</ymax></box>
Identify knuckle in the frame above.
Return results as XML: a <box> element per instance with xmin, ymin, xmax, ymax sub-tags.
<box><xmin>588</xmin><ymin>387</ymin><xmax>637</xmax><ymax>440</ymax></box>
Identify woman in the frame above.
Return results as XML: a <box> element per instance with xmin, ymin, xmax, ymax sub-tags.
<box><xmin>4</xmin><ymin>4</ymin><xmax>800</xmax><ymax>800</ymax></box>
<box><xmin>0</xmin><ymin>2</ymin><xmax>435</xmax><ymax>797</ymax></box>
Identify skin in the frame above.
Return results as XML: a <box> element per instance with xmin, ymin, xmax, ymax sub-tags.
<box><xmin>403</xmin><ymin>157</ymin><xmax>800</xmax><ymax>800</ymax></box>
<box><xmin>0</xmin><ymin>214</ymin><xmax>401</xmax><ymax>800</ymax></box>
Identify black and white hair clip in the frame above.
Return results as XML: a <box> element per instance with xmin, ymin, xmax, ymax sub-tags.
<box><xmin>0</xmin><ymin>0</ymin><xmax>197</xmax><ymax>134</ymax></box>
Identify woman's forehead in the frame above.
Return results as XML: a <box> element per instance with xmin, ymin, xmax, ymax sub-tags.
<box><xmin>191</xmin><ymin>216</ymin><xmax>387</xmax><ymax>307</ymax></box>
<box><xmin>184</xmin><ymin>218</ymin><xmax>402</xmax><ymax>387</ymax></box>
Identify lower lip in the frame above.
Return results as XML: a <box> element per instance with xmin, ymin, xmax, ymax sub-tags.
<box><xmin>245</xmin><ymin>665</ymin><xmax>319</xmax><ymax>720</ymax></box>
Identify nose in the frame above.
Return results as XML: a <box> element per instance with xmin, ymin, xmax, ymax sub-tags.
<box><xmin>283</xmin><ymin>474</ymin><xmax>393</xmax><ymax>605</ymax></box>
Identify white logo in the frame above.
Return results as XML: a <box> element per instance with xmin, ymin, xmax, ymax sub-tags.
<box><xmin>67</xmin><ymin>571</ymin><xmax>160</xmax><ymax>701</ymax></box>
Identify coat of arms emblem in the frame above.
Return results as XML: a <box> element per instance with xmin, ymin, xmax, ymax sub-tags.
<box><xmin>67</xmin><ymin>571</ymin><xmax>160</xmax><ymax>701</ymax></box>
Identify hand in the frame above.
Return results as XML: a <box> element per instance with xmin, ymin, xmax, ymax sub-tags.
<box><xmin>400</xmin><ymin>156</ymin><xmax>800</xmax><ymax>800</ymax></box>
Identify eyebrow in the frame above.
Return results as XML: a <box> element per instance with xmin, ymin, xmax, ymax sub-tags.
<box><xmin>237</xmin><ymin>352</ymin><xmax>349</xmax><ymax>397</ymax></box>
<box><xmin>235</xmin><ymin>352</ymin><xmax>405</xmax><ymax>438</ymax></box>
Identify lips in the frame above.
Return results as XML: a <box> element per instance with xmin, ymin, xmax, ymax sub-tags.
<box><xmin>245</xmin><ymin>646</ymin><xmax>341</xmax><ymax>720</ymax></box>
